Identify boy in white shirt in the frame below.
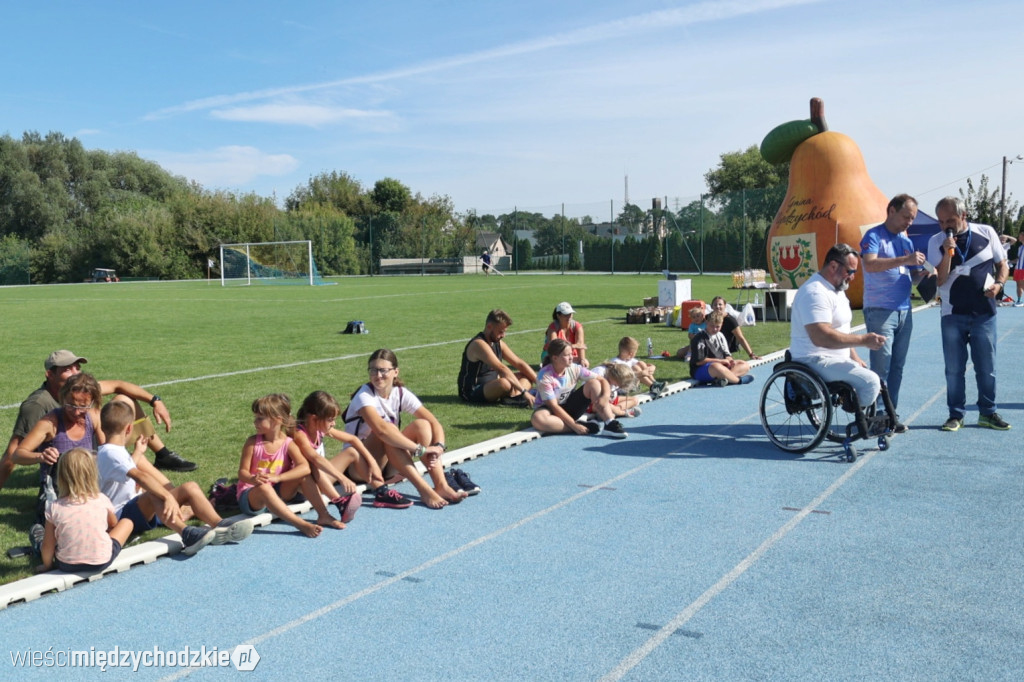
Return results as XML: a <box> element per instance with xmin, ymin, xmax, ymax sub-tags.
<box><xmin>97</xmin><ymin>401</ymin><xmax>253</xmax><ymax>556</ymax></box>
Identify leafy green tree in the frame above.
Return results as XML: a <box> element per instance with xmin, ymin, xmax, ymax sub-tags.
<box><xmin>704</xmin><ymin>145</ymin><xmax>788</xmax><ymax>223</ymax></box>
<box><xmin>285</xmin><ymin>170</ymin><xmax>368</xmax><ymax>216</ymax></box>
<box><xmin>960</xmin><ymin>174</ymin><xmax>1019</xmax><ymax>233</ymax></box>
<box><xmin>371</xmin><ymin>177</ymin><xmax>411</xmax><ymax>213</ymax></box>
<box><xmin>616</xmin><ymin>204</ymin><xmax>645</xmax><ymax>233</ymax></box>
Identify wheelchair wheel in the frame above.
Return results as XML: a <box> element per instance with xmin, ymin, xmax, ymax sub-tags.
<box><xmin>759</xmin><ymin>365</ymin><xmax>832</xmax><ymax>453</ymax></box>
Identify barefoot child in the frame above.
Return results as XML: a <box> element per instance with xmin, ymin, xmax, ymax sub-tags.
<box><xmin>38</xmin><ymin>447</ymin><xmax>134</xmax><ymax>574</ymax></box>
<box><xmin>237</xmin><ymin>394</ymin><xmax>323</xmax><ymax>537</ymax></box>
<box><xmin>343</xmin><ymin>349</ymin><xmax>466</xmax><ymax>510</ymax></box>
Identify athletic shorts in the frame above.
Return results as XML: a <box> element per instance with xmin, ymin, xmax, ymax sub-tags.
<box><xmin>464</xmin><ymin>383</ymin><xmax>490</xmax><ymax>404</ymax></box>
<box><xmin>1014</xmin><ymin>269</ymin><xmax>1024</xmax><ymax>283</ymax></box>
<box><xmin>119</xmin><ymin>496</ymin><xmax>159</xmax><ymax>533</ymax></box>
<box><xmin>694</xmin><ymin>364</ymin><xmax>716</xmax><ymax>383</ymax></box>
<box><xmin>537</xmin><ymin>385</ymin><xmax>591</xmax><ymax>421</ymax></box>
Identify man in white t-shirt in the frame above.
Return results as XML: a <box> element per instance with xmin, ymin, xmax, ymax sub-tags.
<box><xmin>790</xmin><ymin>243</ymin><xmax>885</xmax><ymax>408</ymax></box>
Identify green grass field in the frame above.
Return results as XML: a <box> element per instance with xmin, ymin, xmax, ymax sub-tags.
<box><xmin>0</xmin><ymin>273</ymin><xmax>795</xmax><ymax>584</ymax></box>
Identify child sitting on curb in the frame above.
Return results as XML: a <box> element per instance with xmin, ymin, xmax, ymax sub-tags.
<box><xmin>688</xmin><ymin>311</ymin><xmax>754</xmax><ymax>387</ymax></box>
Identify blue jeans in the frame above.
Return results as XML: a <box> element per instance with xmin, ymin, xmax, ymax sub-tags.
<box><xmin>940</xmin><ymin>313</ymin><xmax>997</xmax><ymax>419</ymax></box>
<box><xmin>864</xmin><ymin>307</ymin><xmax>913</xmax><ymax>410</ymax></box>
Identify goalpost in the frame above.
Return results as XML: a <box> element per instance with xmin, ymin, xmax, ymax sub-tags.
<box><xmin>219</xmin><ymin>240</ymin><xmax>327</xmax><ymax>286</ymax></box>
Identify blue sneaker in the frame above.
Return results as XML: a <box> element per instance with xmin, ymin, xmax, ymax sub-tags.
<box><xmin>452</xmin><ymin>468</ymin><xmax>480</xmax><ymax>496</ymax></box>
<box><xmin>180</xmin><ymin>525</ymin><xmax>216</xmax><ymax>556</ymax></box>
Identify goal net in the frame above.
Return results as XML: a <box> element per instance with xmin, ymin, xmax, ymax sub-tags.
<box><xmin>219</xmin><ymin>241</ymin><xmax>326</xmax><ymax>286</ymax></box>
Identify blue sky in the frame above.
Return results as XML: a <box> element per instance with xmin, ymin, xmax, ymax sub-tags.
<box><xmin>5</xmin><ymin>0</ymin><xmax>1023</xmax><ymax>221</ymax></box>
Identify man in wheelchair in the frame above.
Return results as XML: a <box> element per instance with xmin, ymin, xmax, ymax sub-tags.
<box><xmin>789</xmin><ymin>243</ymin><xmax>886</xmax><ymax>410</ymax></box>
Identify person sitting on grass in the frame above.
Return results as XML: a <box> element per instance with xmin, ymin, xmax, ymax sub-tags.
<box><xmin>675</xmin><ymin>306</ymin><xmax>707</xmax><ymax>361</ymax></box>
<box><xmin>458</xmin><ymin>309</ymin><xmax>537</xmax><ymax>407</ymax></box>
<box><xmin>711</xmin><ymin>297</ymin><xmax>760</xmax><ymax>360</ymax></box>
<box><xmin>97</xmin><ymin>400</ymin><xmax>255</xmax><ymax>556</ymax></box>
<box><xmin>531</xmin><ymin>339</ymin><xmax>628</xmax><ymax>438</ymax></box>
<box><xmin>541</xmin><ymin>301</ymin><xmax>588</xmax><ymax>367</ymax></box>
<box><xmin>590</xmin><ymin>362</ymin><xmax>643</xmax><ymax>419</ymax></box>
<box><xmin>1</xmin><ymin>349</ymin><xmax>196</xmax><ymax>497</ymax></box>
<box><xmin>37</xmin><ymin>447</ymin><xmax>134</xmax><ymax>575</ymax></box>
<box><xmin>343</xmin><ymin>349</ymin><xmax>471</xmax><ymax>509</ymax></box>
<box><xmin>607</xmin><ymin>336</ymin><xmax>665</xmax><ymax>396</ymax></box>
<box><xmin>291</xmin><ymin>390</ymin><xmax>412</xmax><ymax>518</ymax></box>
<box><xmin>236</xmin><ymin>394</ymin><xmax>324</xmax><ymax>537</ymax></box>
<box><xmin>689</xmin><ymin>311</ymin><xmax>754</xmax><ymax>387</ymax></box>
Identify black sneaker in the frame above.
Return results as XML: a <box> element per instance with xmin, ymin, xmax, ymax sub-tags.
<box><xmin>713</xmin><ymin>378</ymin><xmax>729</xmax><ymax>388</ymax></box>
<box><xmin>941</xmin><ymin>417</ymin><xmax>963</xmax><ymax>432</ymax></box>
<box><xmin>602</xmin><ymin>420</ymin><xmax>628</xmax><ymax>439</ymax></box>
<box><xmin>180</xmin><ymin>525</ymin><xmax>216</xmax><ymax>556</ymax></box>
<box><xmin>649</xmin><ymin>381</ymin><xmax>666</xmax><ymax>397</ymax></box>
<box><xmin>978</xmin><ymin>413</ymin><xmax>1011</xmax><ymax>430</ymax></box>
<box><xmin>372</xmin><ymin>486</ymin><xmax>413</xmax><ymax>509</ymax></box>
<box><xmin>444</xmin><ymin>469</ymin><xmax>462</xmax><ymax>492</ymax></box>
<box><xmin>332</xmin><ymin>493</ymin><xmax>362</xmax><ymax>522</ymax></box>
<box><xmin>583</xmin><ymin>421</ymin><xmax>601</xmax><ymax>435</ymax></box>
<box><xmin>500</xmin><ymin>394</ymin><xmax>529</xmax><ymax>407</ymax></box>
<box><xmin>155</xmin><ymin>450</ymin><xmax>198</xmax><ymax>472</ymax></box>
<box><xmin>452</xmin><ymin>468</ymin><xmax>480</xmax><ymax>496</ymax></box>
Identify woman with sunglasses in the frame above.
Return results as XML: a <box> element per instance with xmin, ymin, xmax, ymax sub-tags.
<box><xmin>342</xmin><ymin>349</ymin><xmax>467</xmax><ymax>510</ymax></box>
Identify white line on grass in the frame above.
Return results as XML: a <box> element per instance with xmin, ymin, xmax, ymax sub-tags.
<box><xmin>0</xmin><ymin>318</ymin><xmax>619</xmax><ymax>409</ymax></box>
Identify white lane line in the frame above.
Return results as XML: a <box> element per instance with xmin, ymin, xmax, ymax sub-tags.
<box><xmin>599</xmin><ymin>450</ymin><xmax>877</xmax><ymax>682</ymax></box>
<box><xmin>159</xmin><ymin>452</ymin><xmax>668</xmax><ymax>681</ymax></box>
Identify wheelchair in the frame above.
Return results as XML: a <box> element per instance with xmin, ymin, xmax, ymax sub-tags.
<box><xmin>758</xmin><ymin>353</ymin><xmax>897</xmax><ymax>462</ymax></box>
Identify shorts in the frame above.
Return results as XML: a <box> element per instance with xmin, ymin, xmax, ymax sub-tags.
<box><xmin>537</xmin><ymin>385</ymin><xmax>591</xmax><ymax>421</ymax></box>
<box><xmin>586</xmin><ymin>394</ymin><xmax>619</xmax><ymax>414</ymax></box>
<box><xmin>119</xmin><ymin>496</ymin><xmax>159</xmax><ymax>533</ymax></box>
<box><xmin>463</xmin><ymin>383</ymin><xmax>491</xmax><ymax>404</ymax></box>
<box><xmin>694</xmin><ymin>364</ymin><xmax>715</xmax><ymax>383</ymax></box>
<box><xmin>1013</xmin><ymin>269</ymin><xmax>1024</xmax><ymax>283</ymax></box>
<box><xmin>238</xmin><ymin>483</ymin><xmax>284</xmax><ymax>515</ymax></box>
<box><xmin>55</xmin><ymin>539</ymin><xmax>122</xmax><ymax>574</ymax></box>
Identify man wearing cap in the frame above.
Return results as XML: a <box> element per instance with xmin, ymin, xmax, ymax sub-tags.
<box><xmin>0</xmin><ymin>350</ymin><xmax>196</xmax><ymax>491</ymax></box>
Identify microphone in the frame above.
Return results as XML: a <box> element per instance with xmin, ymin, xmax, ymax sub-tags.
<box><xmin>945</xmin><ymin>228</ymin><xmax>955</xmax><ymax>257</ymax></box>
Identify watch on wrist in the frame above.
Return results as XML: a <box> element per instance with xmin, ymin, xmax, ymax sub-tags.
<box><xmin>149</xmin><ymin>395</ymin><xmax>161</xmax><ymax>406</ymax></box>
<box><xmin>432</xmin><ymin>442</ymin><xmax>447</xmax><ymax>452</ymax></box>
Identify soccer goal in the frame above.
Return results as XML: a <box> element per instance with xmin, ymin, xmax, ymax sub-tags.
<box><xmin>219</xmin><ymin>240</ymin><xmax>327</xmax><ymax>286</ymax></box>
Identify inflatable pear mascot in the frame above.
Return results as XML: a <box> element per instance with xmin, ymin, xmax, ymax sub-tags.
<box><xmin>761</xmin><ymin>98</ymin><xmax>888</xmax><ymax>308</ymax></box>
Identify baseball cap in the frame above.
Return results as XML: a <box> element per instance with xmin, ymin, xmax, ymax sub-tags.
<box><xmin>45</xmin><ymin>350</ymin><xmax>88</xmax><ymax>370</ymax></box>
<box><xmin>555</xmin><ymin>301</ymin><xmax>575</xmax><ymax>315</ymax></box>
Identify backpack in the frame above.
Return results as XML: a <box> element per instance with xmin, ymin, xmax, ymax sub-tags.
<box><xmin>208</xmin><ymin>478</ymin><xmax>239</xmax><ymax>511</ymax></box>
<box><xmin>343</xmin><ymin>320</ymin><xmax>367</xmax><ymax>334</ymax></box>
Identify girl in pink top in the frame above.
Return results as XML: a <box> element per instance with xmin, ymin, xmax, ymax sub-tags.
<box><xmin>39</xmin><ymin>447</ymin><xmax>134</xmax><ymax>574</ymax></box>
<box><xmin>236</xmin><ymin>394</ymin><xmax>321</xmax><ymax>538</ymax></box>
<box><xmin>541</xmin><ymin>301</ymin><xmax>588</xmax><ymax>367</ymax></box>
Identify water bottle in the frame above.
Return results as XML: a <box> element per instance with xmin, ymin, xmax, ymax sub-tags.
<box><xmin>646</xmin><ymin>337</ymin><xmax>653</xmax><ymax>358</ymax></box>
<box><xmin>754</xmin><ymin>293</ymin><xmax>760</xmax><ymax>306</ymax></box>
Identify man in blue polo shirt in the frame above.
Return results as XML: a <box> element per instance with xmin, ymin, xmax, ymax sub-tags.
<box><xmin>860</xmin><ymin>193</ymin><xmax>928</xmax><ymax>432</ymax></box>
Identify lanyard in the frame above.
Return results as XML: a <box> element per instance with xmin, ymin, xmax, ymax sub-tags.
<box><xmin>953</xmin><ymin>226</ymin><xmax>972</xmax><ymax>264</ymax></box>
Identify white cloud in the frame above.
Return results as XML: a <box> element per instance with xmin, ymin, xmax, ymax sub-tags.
<box><xmin>210</xmin><ymin>103</ymin><xmax>394</xmax><ymax>128</ymax></box>
<box><xmin>147</xmin><ymin>146</ymin><xmax>299</xmax><ymax>188</ymax></box>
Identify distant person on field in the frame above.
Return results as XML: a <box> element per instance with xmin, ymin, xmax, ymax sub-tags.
<box><xmin>606</xmin><ymin>336</ymin><xmax>665</xmax><ymax>396</ymax></box>
<box><xmin>541</xmin><ymin>301</ymin><xmax>588</xmax><ymax>367</ymax></box>
<box><xmin>236</xmin><ymin>394</ymin><xmax>323</xmax><ymax>537</ymax></box>
<box><xmin>343</xmin><ymin>349</ymin><xmax>473</xmax><ymax>509</ymax></box>
<box><xmin>688</xmin><ymin>311</ymin><xmax>754</xmax><ymax>387</ymax></box>
<box><xmin>531</xmin><ymin>339</ymin><xmax>627</xmax><ymax>438</ymax></box>
<box><xmin>481</xmin><ymin>250</ymin><xmax>492</xmax><ymax>275</ymax></box>
<box><xmin>1009</xmin><ymin>230</ymin><xmax>1024</xmax><ymax>306</ymax></box>
<box><xmin>458</xmin><ymin>309</ymin><xmax>537</xmax><ymax>407</ymax></box>
<box><xmin>37</xmin><ymin>447</ymin><xmax>134</xmax><ymax>574</ymax></box>
<box><xmin>97</xmin><ymin>400</ymin><xmax>254</xmax><ymax>556</ymax></box>
<box><xmin>1</xmin><ymin>349</ymin><xmax>195</xmax><ymax>496</ymax></box>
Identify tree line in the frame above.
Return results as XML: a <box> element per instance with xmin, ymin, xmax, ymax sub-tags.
<box><xmin>3</xmin><ymin>134</ymin><xmax>1016</xmax><ymax>285</ymax></box>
